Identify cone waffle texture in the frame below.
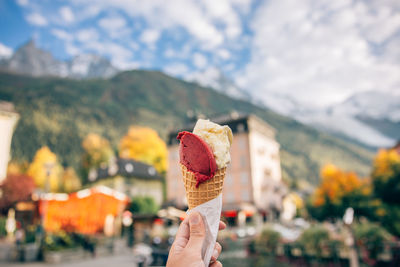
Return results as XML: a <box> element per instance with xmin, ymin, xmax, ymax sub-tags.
<box><xmin>181</xmin><ymin>164</ymin><xmax>226</xmax><ymax>210</ymax></box>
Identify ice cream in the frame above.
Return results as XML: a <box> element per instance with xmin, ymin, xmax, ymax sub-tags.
<box><xmin>192</xmin><ymin>119</ymin><xmax>233</xmax><ymax>169</ymax></box>
<box><xmin>177</xmin><ymin>119</ymin><xmax>233</xmax><ymax>266</ymax></box>
<box><xmin>177</xmin><ymin>131</ymin><xmax>217</xmax><ymax>187</ymax></box>
<box><xmin>177</xmin><ymin>119</ymin><xmax>232</xmax><ymax>208</ymax></box>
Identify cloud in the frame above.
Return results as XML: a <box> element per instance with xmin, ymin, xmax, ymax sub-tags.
<box><xmin>76</xmin><ymin>28</ymin><xmax>99</xmax><ymax>42</ymax></box>
<box><xmin>51</xmin><ymin>28</ymin><xmax>73</xmax><ymax>41</ymax></box>
<box><xmin>60</xmin><ymin>6</ymin><xmax>75</xmax><ymax>24</ymax></box>
<box><xmin>238</xmin><ymin>0</ymin><xmax>400</xmax><ymax>107</ymax></box>
<box><xmin>16</xmin><ymin>0</ymin><xmax>29</xmax><ymax>6</ymax></box>
<box><xmin>25</xmin><ymin>13</ymin><xmax>48</xmax><ymax>26</ymax></box>
<box><xmin>140</xmin><ymin>29</ymin><xmax>160</xmax><ymax>46</ymax></box>
<box><xmin>193</xmin><ymin>53</ymin><xmax>208</xmax><ymax>69</ymax></box>
<box><xmin>65</xmin><ymin>43</ymin><xmax>80</xmax><ymax>56</ymax></box>
<box><xmin>163</xmin><ymin>62</ymin><xmax>189</xmax><ymax>77</ymax></box>
<box><xmin>185</xmin><ymin>67</ymin><xmax>221</xmax><ymax>89</ymax></box>
<box><xmin>99</xmin><ymin>16</ymin><xmax>126</xmax><ymax>31</ymax></box>
<box><xmin>0</xmin><ymin>43</ymin><xmax>13</xmax><ymax>59</ymax></box>
<box><xmin>217</xmin><ymin>49</ymin><xmax>230</xmax><ymax>60</ymax></box>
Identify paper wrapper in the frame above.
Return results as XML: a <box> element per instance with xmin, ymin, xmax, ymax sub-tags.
<box><xmin>186</xmin><ymin>194</ymin><xmax>222</xmax><ymax>266</ymax></box>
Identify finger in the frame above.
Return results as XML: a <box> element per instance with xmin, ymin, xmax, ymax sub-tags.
<box><xmin>219</xmin><ymin>221</ymin><xmax>226</xmax><ymax>231</ymax></box>
<box><xmin>186</xmin><ymin>211</ymin><xmax>206</xmax><ymax>252</ymax></box>
<box><xmin>210</xmin><ymin>242</ymin><xmax>222</xmax><ymax>262</ymax></box>
<box><xmin>169</xmin><ymin>218</ymin><xmax>190</xmax><ymax>255</ymax></box>
<box><xmin>209</xmin><ymin>260</ymin><xmax>222</xmax><ymax>267</ymax></box>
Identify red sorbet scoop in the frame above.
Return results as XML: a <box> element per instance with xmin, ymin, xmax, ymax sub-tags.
<box><xmin>177</xmin><ymin>131</ymin><xmax>217</xmax><ymax>187</ymax></box>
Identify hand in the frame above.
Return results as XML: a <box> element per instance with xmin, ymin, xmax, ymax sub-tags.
<box><xmin>167</xmin><ymin>211</ymin><xmax>226</xmax><ymax>267</ymax></box>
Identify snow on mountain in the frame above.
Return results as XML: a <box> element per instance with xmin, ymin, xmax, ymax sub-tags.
<box><xmin>0</xmin><ymin>40</ymin><xmax>118</xmax><ymax>79</ymax></box>
<box><xmin>331</xmin><ymin>91</ymin><xmax>400</xmax><ymax>122</ymax></box>
<box><xmin>68</xmin><ymin>54</ymin><xmax>117</xmax><ymax>79</ymax></box>
<box><xmin>287</xmin><ymin>91</ymin><xmax>399</xmax><ymax>148</ymax></box>
<box><xmin>186</xmin><ymin>67</ymin><xmax>253</xmax><ymax>101</ymax></box>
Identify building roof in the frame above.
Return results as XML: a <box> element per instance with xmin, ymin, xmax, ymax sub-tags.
<box><xmin>167</xmin><ymin>112</ymin><xmax>276</xmax><ymax>145</ymax></box>
<box><xmin>88</xmin><ymin>157</ymin><xmax>163</xmax><ymax>183</ymax></box>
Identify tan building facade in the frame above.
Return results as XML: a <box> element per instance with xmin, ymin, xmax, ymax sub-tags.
<box><xmin>166</xmin><ymin>114</ymin><xmax>283</xmax><ymax>212</ymax></box>
<box><xmin>0</xmin><ymin>101</ymin><xmax>19</xmax><ymax>182</ymax></box>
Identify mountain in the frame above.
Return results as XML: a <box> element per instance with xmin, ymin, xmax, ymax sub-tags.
<box><xmin>291</xmin><ymin>91</ymin><xmax>399</xmax><ymax>148</ymax></box>
<box><xmin>0</xmin><ymin>40</ymin><xmax>118</xmax><ymax>79</ymax></box>
<box><xmin>0</xmin><ymin>70</ymin><xmax>375</xmax><ymax>185</ymax></box>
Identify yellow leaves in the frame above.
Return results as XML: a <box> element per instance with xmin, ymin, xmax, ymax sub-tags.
<box><xmin>372</xmin><ymin>149</ymin><xmax>400</xmax><ymax>181</ymax></box>
<box><xmin>27</xmin><ymin>146</ymin><xmax>63</xmax><ymax>192</ymax></box>
<box><xmin>119</xmin><ymin>126</ymin><xmax>168</xmax><ymax>173</ymax></box>
<box><xmin>312</xmin><ymin>163</ymin><xmax>369</xmax><ymax>207</ymax></box>
<box><xmin>81</xmin><ymin>133</ymin><xmax>114</xmax><ymax>169</ymax></box>
<box><xmin>62</xmin><ymin>167</ymin><xmax>81</xmax><ymax>193</ymax></box>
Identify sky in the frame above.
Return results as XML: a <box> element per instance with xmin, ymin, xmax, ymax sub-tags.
<box><xmin>0</xmin><ymin>0</ymin><xmax>399</xmax><ymax>108</ymax></box>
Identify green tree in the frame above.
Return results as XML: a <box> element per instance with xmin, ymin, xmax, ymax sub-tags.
<box><xmin>129</xmin><ymin>196</ymin><xmax>159</xmax><ymax>215</ymax></box>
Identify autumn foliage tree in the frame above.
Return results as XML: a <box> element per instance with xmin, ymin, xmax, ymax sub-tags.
<box><xmin>371</xmin><ymin>149</ymin><xmax>400</xmax><ymax>236</ymax></box>
<box><xmin>27</xmin><ymin>146</ymin><xmax>63</xmax><ymax>192</ymax></box>
<box><xmin>61</xmin><ymin>167</ymin><xmax>81</xmax><ymax>193</ymax></box>
<box><xmin>308</xmin><ymin>164</ymin><xmax>374</xmax><ymax>221</ymax></box>
<box><xmin>371</xmin><ymin>149</ymin><xmax>400</xmax><ymax>204</ymax></box>
<box><xmin>0</xmin><ymin>174</ymin><xmax>35</xmax><ymax>213</ymax></box>
<box><xmin>119</xmin><ymin>126</ymin><xmax>167</xmax><ymax>174</ymax></box>
<box><xmin>81</xmin><ymin>133</ymin><xmax>114</xmax><ymax>171</ymax></box>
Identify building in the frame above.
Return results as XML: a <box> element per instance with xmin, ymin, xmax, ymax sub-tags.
<box><xmin>0</xmin><ymin>101</ymin><xmax>19</xmax><ymax>183</ymax></box>
<box><xmin>87</xmin><ymin>157</ymin><xmax>164</xmax><ymax>206</ymax></box>
<box><xmin>166</xmin><ymin>113</ymin><xmax>285</xmax><ymax>217</ymax></box>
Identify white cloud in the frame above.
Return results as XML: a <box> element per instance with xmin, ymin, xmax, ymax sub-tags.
<box><xmin>99</xmin><ymin>16</ymin><xmax>126</xmax><ymax>30</ymax></box>
<box><xmin>238</xmin><ymin>0</ymin><xmax>400</xmax><ymax>107</ymax></box>
<box><xmin>16</xmin><ymin>0</ymin><xmax>29</xmax><ymax>6</ymax></box>
<box><xmin>76</xmin><ymin>28</ymin><xmax>99</xmax><ymax>42</ymax></box>
<box><xmin>26</xmin><ymin>13</ymin><xmax>48</xmax><ymax>26</ymax></box>
<box><xmin>0</xmin><ymin>43</ymin><xmax>13</xmax><ymax>59</ymax></box>
<box><xmin>51</xmin><ymin>29</ymin><xmax>73</xmax><ymax>41</ymax></box>
<box><xmin>217</xmin><ymin>49</ymin><xmax>230</xmax><ymax>60</ymax></box>
<box><xmin>163</xmin><ymin>62</ymin><xmax>189</xmax><ymax>77</ymax></box>
<box><xmin>65</xmin><ymin>43</ymin><xmax>80</xmax><ymax>56</ymax></box>
<box><xmin>185</xmin><ymin>67</ymin><xmax>221</xmax><ymax>88</ymax></box>
<box><xmin>60</xmin><ymin>6</ymin><xmax>75</xmax><ymax>23</ymax></box>
<box><xmin>140</xmin><ymin>29</ymin><xmax>160</xmax><ymax>46</ymax></box>
<box><xmin>193</xmin><ymin>53</ymin><xmax>208</xmax><ymax>69</ymax></box>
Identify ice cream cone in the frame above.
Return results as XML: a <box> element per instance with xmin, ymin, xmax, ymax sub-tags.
<box><xmin>181</xmin><ymin>164</ymin><xmax>226</xmax><ymax>210</ymax></box>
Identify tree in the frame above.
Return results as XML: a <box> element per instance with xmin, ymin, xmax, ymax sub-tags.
<box><xmin>27</xmin><ymin>146</ymin><xmax>63</xmax><ymax>192</ymax></box>
<box><xmin>82</xmin><ymin>133</ymin><xmax>114</xmax><ymax>170</ymax></box>
<box><xmin>61</xmin><ymin>167</ymin><xmax>81</xmax><ymax>193</ymax></box>
<box><xmin>371</xmin><ymin>149</ymin><xmax>400</xmax><ymax>205</ymax></box>
<box><xmin>0</xmin><ymin>174</ymin><xmax>35</xmax><ymax>212</ymax></box>
<box><xmin>308</xmin><ymin>164</ymin><xmax>374</xmax><ymax>221</ymax></box>
<box><xmin>371</xmin><ymin>149</ymin><xmax>400</xmax><ymax>236</ymax></box>
<box><xmin>119</xmin><ymin>126</ymin><xmax>168</xmax><ymax>174</ymax></box>
<box><xmin>129</xmin><ymin>196</ymin><xmax>159</xmax><ymax>215</ymax></box>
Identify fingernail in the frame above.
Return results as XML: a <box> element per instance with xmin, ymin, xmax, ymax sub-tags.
<box><xmin>190</xmin><ymin>213</ymin><xmax>200</xmax><ymax>225</ymax></box>
<box><xmin>212</xmin><ymin>249</ymin><xmax>218</xmax><ymax>259</ymax></box>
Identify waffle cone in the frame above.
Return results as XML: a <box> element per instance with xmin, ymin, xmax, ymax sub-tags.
<box><xmin>181</xmin><ymin>164</ymin><xmax>226</xmax><ymax>210</ymax></box>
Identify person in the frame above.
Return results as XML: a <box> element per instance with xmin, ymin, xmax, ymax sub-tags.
<box><xmin>167</xmin><ymin>211</ymin><xmax>225</xmax><ymax>267</ymax></box>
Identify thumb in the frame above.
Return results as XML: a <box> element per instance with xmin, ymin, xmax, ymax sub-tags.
<box><xmin>186</xmin><ymin>211</ymin><xmax>206</xmax><ymax>252</ymax></box>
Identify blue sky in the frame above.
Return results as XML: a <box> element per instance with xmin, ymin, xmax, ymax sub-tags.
<box><xmin>0</xmin><ymin>0</ymin><xmax>399</xmax><ymax>109</ymax></box>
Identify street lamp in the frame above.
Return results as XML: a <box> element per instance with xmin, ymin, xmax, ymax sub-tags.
<box><xmin>37</xmin><ymin>162</ymin><xmax>55</xmax><ymax>260</ymax></box>
<box><xmin>343</xmin><ymin>207</ymin><xmax>359</xmax><ymax>267</ymax></box>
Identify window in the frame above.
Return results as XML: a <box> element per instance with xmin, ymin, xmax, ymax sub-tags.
<box><xmin>242</xmin><ymin>190</ymin><xmax>250</xmax><ymax>201</ymax></box>
<box><xmin>240</xmin><ymin>156</ymin><xmax>246</xmax><ymax>167</ymax></box>
<box><xmin>239</xmin><ymin>138</ymin><xmax>246</xmax><ymax>149</ymax></box>
<box><xmin>240</xmin><ymin>172</ymin><xmax>248</xmax><ymax>184</ymax></box>
<box><xmin>226</xmin><ymin>192</ymin><xmax>235</xmax><ymax>203</ymax></box>
<box><xmin>225</xmin><ymin>174</ymin><xmax>233</xmax><ymax>186</ymax></box>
